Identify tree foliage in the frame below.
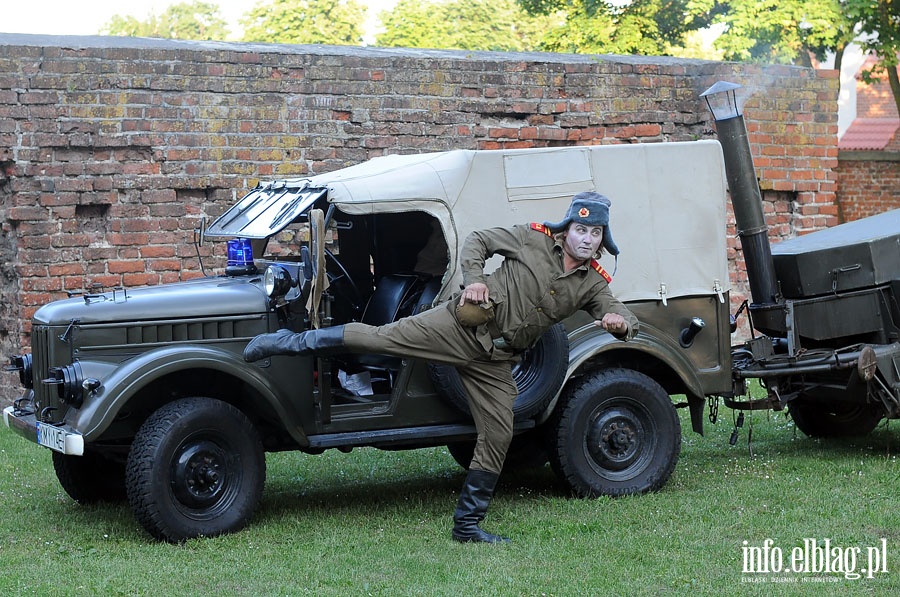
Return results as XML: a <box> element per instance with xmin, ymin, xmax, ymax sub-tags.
<box><xmin>100</xmin><ymin>1</ymin><xmax>230</xmax><ymax>40</ymax></box>
<box><xmin>241</xmin><ymin>0</ymin><xmax>367</xmax><ymax>45</ymax></box>
<box><xmin>518</xmin><ymin>0</ymin><xmax>719</xmax><ymax>55</ymax></box>
<box><xmin>376</xmin><ymin>0</ymin><xmax>556</xmax><ymax>52</ymax></box>
<box><xmin>713</xmin><ymin>0</ymin><xmax>854</xmax><ymax>67</ymax></box>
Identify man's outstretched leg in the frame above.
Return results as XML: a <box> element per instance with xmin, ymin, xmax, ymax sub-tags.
<box><xmin>243</xmin><ymin>326</ymin><xmax>345</xmax><ymax>361</ymax></box>
<box><xmin>244</xmin><ymin>303</ymin><xmax>475</xmax><ymax>364</ymax></box>
<box><xmin>451</xmin><ymin>468</ymin><xmax>510</xmax><ymax>544</ymax></box>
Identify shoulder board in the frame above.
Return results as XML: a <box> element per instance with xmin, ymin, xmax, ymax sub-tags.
<box><xmin>590</xmin><ymin>259</ymin><xmax>612</xmax><ymax>283</ymax></box>
<box><xmin>530</xmin><ymin>222</ymin><xmax>553</xmax><ymax>238</ymax></box>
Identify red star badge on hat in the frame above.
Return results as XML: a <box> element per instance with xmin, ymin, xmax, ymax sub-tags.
<box><xmin>578</xmin><ymin>207</ymin><xmax>590</xmax><ymax>218</ymax></box>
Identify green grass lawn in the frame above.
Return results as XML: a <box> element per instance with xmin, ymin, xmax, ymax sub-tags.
<box><xmin>1</xmin><ymin>404</ymin><xmax>898</xmax><ymax>596</ymax></box>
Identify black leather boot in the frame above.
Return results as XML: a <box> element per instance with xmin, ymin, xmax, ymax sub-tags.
<box><xmin>243</xmin><ymin>326</ymin><xmax>345</xmax><ymax>361</ymax></box>
<box><xmin>451</xmin><ymin>469</ymin><xmax>510</xmax><ymax>544</ymax></box>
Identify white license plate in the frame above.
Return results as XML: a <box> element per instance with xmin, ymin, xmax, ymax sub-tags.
<box><xmin>36</xmin><ymin>421</ymin><xmax>68</xmax><ymax>453</ymax></box>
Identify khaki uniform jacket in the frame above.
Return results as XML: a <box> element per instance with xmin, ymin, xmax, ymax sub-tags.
<box><xmin>459</xmin><ymin>223</ymin><xmax>639</xmax><ymax>352</ymax></box>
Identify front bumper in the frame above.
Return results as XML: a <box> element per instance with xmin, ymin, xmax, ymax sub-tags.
<box><xmin>3</xmin><ymin>405</ymin><xmax>84</xmax><ymax>456</ymax></box>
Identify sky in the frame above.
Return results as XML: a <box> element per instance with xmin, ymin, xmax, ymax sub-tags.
<box><xmin>2</xmin><ymin>0</ymin><xmax>398</xmax><ymax>42</ymax></box>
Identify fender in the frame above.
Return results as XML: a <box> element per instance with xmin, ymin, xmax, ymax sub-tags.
<box><xmin>66</xmin><ymin>345</ymin><xmax>310</xmax><ymax>447</ymax></box>
<box><xmin>540</xmin><ymin>320</ymin><xmax>710</xmax><ymax>420</ymax></box>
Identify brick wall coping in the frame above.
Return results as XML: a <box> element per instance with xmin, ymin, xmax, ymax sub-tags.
<box><xmin>0</xmin><ymin>31</ymin><xmax>808</xmax><ymax>72</ymax></box>
<box><xmin>838</xmin><ymin>149</ymin><xmax>900</xmax><ymax>162</ymax></box>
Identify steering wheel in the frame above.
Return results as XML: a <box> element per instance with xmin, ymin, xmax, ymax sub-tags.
<box><xmin>325</xmin><ymin>248</ymin><xmax>365</xmax><ymax>319</ymax></box>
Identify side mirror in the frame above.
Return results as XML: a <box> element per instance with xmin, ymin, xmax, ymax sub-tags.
<box><xmin>194</xmin><ymin>216</ymin><xmax>207</xmax><ymax>246</ymax></box>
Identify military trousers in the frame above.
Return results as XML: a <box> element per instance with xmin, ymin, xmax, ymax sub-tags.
<box><xmin>342</xmin><ymin>301</ymin><xmax>517</xmax><ymax>474</ymax></box>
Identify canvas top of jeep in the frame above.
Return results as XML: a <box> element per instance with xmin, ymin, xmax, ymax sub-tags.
<box><xmin>206</xmin><ymin>142</ymin><xmax>731</xmax><ymax>306</ymax></box>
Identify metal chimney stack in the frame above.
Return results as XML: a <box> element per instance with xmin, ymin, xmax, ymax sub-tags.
<box><xmin>701</xmin><ymin>82</ymin><xmax>779</xmax><ymax>308</ymax></box>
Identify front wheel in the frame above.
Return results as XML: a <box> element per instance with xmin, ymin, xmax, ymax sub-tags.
<box><xmin>125</xmin><ymin>397</ymin><xmax>265</xmax><ymax>542</ymax></box>
<box><xmin>549</xmin><ymin>368</ymin><xmax>680</xmax><ymax>497</ymax></box>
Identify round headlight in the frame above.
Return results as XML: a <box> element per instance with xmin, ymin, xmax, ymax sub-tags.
<box><xmin>264</xmin><ymin>265</ymin><xmax>293</xmax><ymax>298</ymax></box>
<box><xmin>6</xmin><ymin>354</ymin><xmax>33</xmax><ymax>389</ymax></box>
<box><xmin>44</xmin><ymin>362</ymin><xmax>85</xmax><ymax>407</ymax></box>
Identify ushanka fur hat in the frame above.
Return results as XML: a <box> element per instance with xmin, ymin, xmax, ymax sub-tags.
<box><xmin>543</xmin><ymin>191</ymin><xmax>620</xmax><ymax>256</ymax></box>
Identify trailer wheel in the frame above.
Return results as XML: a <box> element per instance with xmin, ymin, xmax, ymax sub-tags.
<box><xmin>126</xmin><ymin>397</ymin><xmax>265</xmax><ymax>542</ymax></box>
<box><xmin>788</xmin><ymin>400</ymin><xmax>883</xmax><ymax>437</ymax></box>
<box><xmin>430</xmin><ymin>323</ymin><xmax>568</xmax><ymax>421</ymax></box>
<box><xmin>549</xmin><ymin>368</ymin><xmax>680</xmax><ymax>497</ymax></box>
<box><xmin>53</xmin><ymin>450</ymin><xmax>127</xmax><ymax>503</ymax></box>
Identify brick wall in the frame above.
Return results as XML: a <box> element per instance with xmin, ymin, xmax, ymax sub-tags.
<box><xmin>0</xmin><ymin>34</ymin><xmax>839</xmax><ymax>399</ymax></box>
<box><xmin>836</xmin><ymin>152</ymin><xmax>900</xmax><ymax>220</ymax></box>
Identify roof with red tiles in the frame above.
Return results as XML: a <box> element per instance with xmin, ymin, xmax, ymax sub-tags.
<box><xmin>839</xmin><ymin>117</ymin><xmax>900</xmax><ymax>150</ymax></box>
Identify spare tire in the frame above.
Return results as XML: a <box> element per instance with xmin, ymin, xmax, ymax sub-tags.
<box><xmin>429</xmin><ymin>323</ymin><xmax>569</xmax><ymax>421</ymax></box>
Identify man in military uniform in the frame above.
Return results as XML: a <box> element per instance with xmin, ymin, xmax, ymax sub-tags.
<box><xmin>243</xmin><ymin>191</ymin><xmax>639</xmax><ymax>544</ymax></box>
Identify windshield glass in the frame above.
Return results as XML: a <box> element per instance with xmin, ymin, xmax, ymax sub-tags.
<box><xmin>262</xmin><ymin>220</ymin><xmax>338</xmax><ymax>261</ymax></box>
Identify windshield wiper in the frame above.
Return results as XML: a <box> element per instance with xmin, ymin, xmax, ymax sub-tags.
<box><xmin>271</xmin><ymin>191</ymin><xmax>308</xmax><ymax>228</ymax></box>
<box><xmin>216</xmin><ymin>189</ymin><xmax>268</xmax><ymax>229</ymax></box>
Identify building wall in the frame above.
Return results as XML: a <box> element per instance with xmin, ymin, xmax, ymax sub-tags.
<box><xmin>853</xmin><ymin>55</ymin><xmax>899</xmax><ymax>119</ymax></box>
<box><xmin>836</xmin><ymin>152</ymin><xmax>900</xmax><ymax>221</ymax></box>
<box><xmin>0</xmin><ymin>34</ymin><xmax>840</xmax><ymax>397</ymax></box>
<box><xmin>835</xmin><ymin>56</ymin><xmax>900</xmax><ymax>222</ymax></box>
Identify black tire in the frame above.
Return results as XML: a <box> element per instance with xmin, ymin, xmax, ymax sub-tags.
<box><xmin>788</xmin><ymin>400</ymin><xmax>883</xmax><ymax>438</ymax></box>
<box><xmin>548</xmin><ymin>368</ymin><xmax>680</xmax><ymax>497</ymax></box>
<box><xmin>53</xmin><ymin>450</ymin><xmax>127</xmax><ymax>504</ymax></box>
<box><xmin>125</xmin><ymin>397</ymin><xmax>265</xmax><ymax>542</ymax></box>
<box><xmin>430</xmin><ymin>323</ymin><xmax>569</xmax><ymax>421</ymax></box>
<box><xmin>447</xmin><ymin>428</ymin><xmax>549</xmax><ymax>471</ymax></box>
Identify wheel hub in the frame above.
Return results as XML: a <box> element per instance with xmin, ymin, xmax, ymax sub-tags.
<box><xmin>587</xmin><ymin>407</ymin><xmax>645</xmax><ymax>471</ymax></box>
<box><xmin>171</xmin><ymin>440</ymin><xmax>228</xmax><ymax>508</ymax></box>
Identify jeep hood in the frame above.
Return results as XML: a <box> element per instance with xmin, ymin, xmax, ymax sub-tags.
<box><xmin>33</xmin><ymin>276</ymin><xmax>268</xmax><ymax>325</ymax></box>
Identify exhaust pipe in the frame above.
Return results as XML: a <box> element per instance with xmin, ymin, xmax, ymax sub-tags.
<box><xmin>701</xmin><ymin>82</ymin><xmax>779</xmax><ymax>308</ymax></box>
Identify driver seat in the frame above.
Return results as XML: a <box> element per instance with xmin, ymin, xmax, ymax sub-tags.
<box><xmin>354</xmin><ymin>274</ymin><xmax>421</xmax><ymax>372</ymax></box>
<box><xmin>361</xmin><ymin>274</ymin><xmax>420</xmax><ymax>327</ymax></box>
<box><xmin>338</xmin><ymin>274</ymin><xmax>443</xmax><ymax>397</ymax></box>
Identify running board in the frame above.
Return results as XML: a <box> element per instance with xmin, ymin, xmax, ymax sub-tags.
<box><xmin>307</xmin><ymin>420</ymin><xmax>535</xmax><ymax>450</ymax></box>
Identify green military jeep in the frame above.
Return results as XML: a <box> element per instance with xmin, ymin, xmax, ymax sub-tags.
<box><xmin>5</xmin><ymin>141</ymin><xmax>733</xmax><ymax>541</ymax></box>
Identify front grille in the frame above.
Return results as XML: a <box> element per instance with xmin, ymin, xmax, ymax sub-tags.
<box><xmin>29</xmin><ymin>325</ymin><xmax>53</xmax><ymax>412</ymax></box>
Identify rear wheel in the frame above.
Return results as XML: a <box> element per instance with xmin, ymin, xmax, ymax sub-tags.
<box><xmin>447</xmin><ymin>428</ymin><xmax>549</xmax><ymax>471</ymax></box>
<box><xmin>53</xmin><ymin>450</ymin><xmax>127</xmax><ymax>503</ymax></box>
<box><xmin>788</xmin><ymin>400</ymin><xmax>883</xmax><ymax>437</ymax></box>
<box><xmin>549</xmin><ymin>368</ymin><xmax>680</xmax><ymax>497</ymax></box>
<box><xmin>431</xmin><ymin>323</ymin><xmax>568</xmax><ymax>421</ymax></box>
<box><xmin>125</xmin><ymin>397</ymin><xmax>265</xmax><ymax>542</ymax></box>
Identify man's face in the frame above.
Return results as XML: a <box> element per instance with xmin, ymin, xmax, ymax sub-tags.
<box><xmin>563</xmin><ymin>222</ymin><xmax>604</xmax><ymax>262</ymax></box>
